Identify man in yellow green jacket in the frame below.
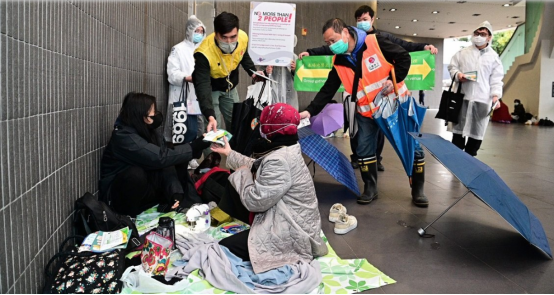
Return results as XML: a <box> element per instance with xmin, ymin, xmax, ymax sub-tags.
<box><xmin>193</xmin><ymin>12</ymin><xmax>269</xmax><ymax>132</ymax></box>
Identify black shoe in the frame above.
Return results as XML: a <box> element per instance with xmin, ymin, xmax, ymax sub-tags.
<box><xmin>411</xmin><ymin>159</ymin><xmax>428</xmax><ymax>208</ymax></box>
<box><xmin>377</xmin><ymin>162</ymin><xmax>385</xmax><ymax>171</ymax></box>
<box><xmin>358</xmin><ymin>156</ymin><xmax>378</xmax><ymax>205</ymax></box>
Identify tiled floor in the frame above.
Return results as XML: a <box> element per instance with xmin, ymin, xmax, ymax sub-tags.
<box><xmin>315</xmin><ymin>110</ymin><xmax>554</xmax><ymax>293</ymax></box>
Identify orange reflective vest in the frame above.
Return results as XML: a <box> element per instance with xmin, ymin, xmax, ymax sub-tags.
<box><xmin>333</xmin><ymin>34</ymin><xmax>409</xmax><ymax>118</ymax></box>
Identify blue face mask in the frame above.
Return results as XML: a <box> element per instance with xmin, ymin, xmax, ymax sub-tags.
<box><xmin>357</xmin><ymin>21</ymin><xmax>372</xmax><ymax>32</ymax></box>
<box><xmin>192</xmin><ymin>33</ymin><xmax>204</xmax><ymax>44</ymax></box>
<box><xmin>329</xmin><ymin>34</ymin><xmax>348</xmax><ymax>55</ymax></box>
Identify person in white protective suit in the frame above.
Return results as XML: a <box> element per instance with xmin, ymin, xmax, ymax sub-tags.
<box><xmin>264</xmin><ymin>36</ymin><xmax>299</xmax><ymax>110</ymax></box>
<box><xmin>448</xmin><ymin>21</ymin><xmax>504</xmax><ymax>156</ymax></box>
<box><xmin>165</xmin><ymin>15</ymin><xmax>206</xmax><ymax>168</ymax></box>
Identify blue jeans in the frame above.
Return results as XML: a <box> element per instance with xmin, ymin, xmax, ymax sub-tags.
<box><xmin>355</xmin><ymin>112</ymin><xmax>425</xmax><ymax>160</ymax></box>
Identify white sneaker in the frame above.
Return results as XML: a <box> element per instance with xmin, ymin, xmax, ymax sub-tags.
<box><xmin>334</xmin><ymin>213</ymin><xmax>357</xmax><ymax>235</ymax></box>
<box><xmin>329</xmin><ymin>203</ymin><xmax>347</xmax><ymax>222</ymax></box>
<box><xmin>188</xmin><ymin>159</ymin><xmax>200</xmax><ymax>170</ymax></box>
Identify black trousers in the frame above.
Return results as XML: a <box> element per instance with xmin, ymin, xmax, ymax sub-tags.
<box><xmin>219</xmin><ymin>229</ymin><xmax>250</xmax><ymax>261</ymax></box>
<box><xmin>109</xmin><ymin>165</ymin><xmax>202</xmax><ymax>217</ymax></box>
<box><xmin>452</xmin><ymin>133</ymin><xmax>482</xmax><ymax>157</ymax></box>
<box><xmin>350</xmin><ymin>129</ymin><xmax>385</xmax><ymax>162</ymax></box>
<box><xmin>217</xmin><ymin>178</ymin><xmax>251</xmax><ymax>261</ymax></box>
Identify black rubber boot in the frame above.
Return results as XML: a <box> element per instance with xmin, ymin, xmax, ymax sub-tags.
<box><xmin>358</xmin><ymin>156</ymin><xmax>378</xmax><ymax>205</ymax></box>
<box><xmin>350</xmin><ymin>154</ymin><xmax>359</xmax><ymax>169</ymax></box>
<box><xmin>411</xmin><ymin>158</ymin><xmax>429</xmax><ymax>207</ymax></box>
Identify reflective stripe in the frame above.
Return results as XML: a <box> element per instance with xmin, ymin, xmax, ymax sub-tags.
<box><xmin>356</xmin><ymin>77</ymin><xmax>389</xmax><ymax>99</ymax></box>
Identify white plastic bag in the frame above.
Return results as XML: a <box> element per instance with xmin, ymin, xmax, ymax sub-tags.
<box><xmin>121</xmin><ymin>265</ymin><xmax>190</xmax><ymax>293</ymax></box>
<box><xmin>246</xmin><ymin>80</ymin><xmax>272</xmax><ymax>110</ymax></box>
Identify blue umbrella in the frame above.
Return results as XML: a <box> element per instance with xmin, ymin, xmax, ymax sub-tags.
<box><xmin>374</xmin><ymin>96</ymin><xmax>426</xmax><ymax>176</ymax></box>
<box><xmin>411</xmin><ymin>132</ymin><xmax>552</xmax><ymax>259</ymax></box>
<box><xmin>298</xmin><ymin>127</ymin><xmax>360</xmax><ymax>196</ymax></box>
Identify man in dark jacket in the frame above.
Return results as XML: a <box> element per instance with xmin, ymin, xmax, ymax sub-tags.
<box><xmin>299</xmin><ymin>18</ymin><xmax>428</xmax><ymax>207</ymax></box>
<box><xmin>299</xmin><ymin>5</ymin><xmax>437</xmax><ymax>172</ymax></box>
<box><xmin>193</xmin><ymin>12</ymin><xmax>269</xmax><ymax>132</ymax></box>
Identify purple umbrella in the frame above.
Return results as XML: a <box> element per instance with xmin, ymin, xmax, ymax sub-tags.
<box><xmin>309</xmin><ymin>103</ymin><xmax>344</xmax><ymax>136</ymax></box>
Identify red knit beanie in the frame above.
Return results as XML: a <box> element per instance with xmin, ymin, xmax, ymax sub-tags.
<box><xmin>259</xmin><ymin>103</ymin><xmax>300</xmax><ymax>139</ymax></box>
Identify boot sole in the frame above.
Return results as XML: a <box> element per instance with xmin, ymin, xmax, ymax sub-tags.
<box><xmin>413</xmin><ymin>201</ymin><xmax>429</xmax><ymax>208</ymax></box>
<box><xmin>357</xmin><ymin>195</ymin><xmax>378</xmax><ymax>205</ymax></box>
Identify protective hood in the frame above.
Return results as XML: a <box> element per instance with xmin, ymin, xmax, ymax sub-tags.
<box><xmin>475</xmin><ymin>20</ymin><xmax>493</xmax><ymax>35</ymax></box>
<box><xmin>185</xmin><ymin>15</ymin><xmax>206</xmax><ymax>45</ymax></box>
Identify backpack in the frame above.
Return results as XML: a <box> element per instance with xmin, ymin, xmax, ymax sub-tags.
<box><xmin>43</xmin><ymin>236</ymin><xmax>125</xmax><ymax>294</ymax></box>
<box><xmin>73</xmin><ymin>192</ymin><xmax>142</xmax><ymax>250</ymax></box>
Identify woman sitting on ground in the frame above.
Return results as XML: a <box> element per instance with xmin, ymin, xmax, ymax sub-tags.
<box><xmin>99</xmin><ymin>92</ymin><xmax>211</xmax><ymax>217</ymax></box>
<box><xmin>211</xmin><ymin>103</ymin><xmax>328</xmax><ymax>274</ymax></box>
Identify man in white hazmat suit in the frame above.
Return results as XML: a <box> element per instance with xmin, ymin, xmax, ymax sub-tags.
<box><xmin>448</xmin><ymin>21</ymin><xmax>504</xmax><ymax>156</ymax></box>
<box><xmin>165</xmin><ymin>15</ymin><xmax>206</xmax><ymax>167</ymax></box>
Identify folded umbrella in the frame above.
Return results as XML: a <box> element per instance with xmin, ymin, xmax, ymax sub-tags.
<box><xmin>373</xmin><ymin>95</ymin><xmax>425</xmax><ymax>177</ymax></box>
<box><xmin>309</xmin><ymin>103</ymin><xmax>344</xmax><ymax>136</ymax></box>
<box><xmin>411</xmin><ymin>132</ymin><xmax>552</xmax><ymax>259</ymax></box>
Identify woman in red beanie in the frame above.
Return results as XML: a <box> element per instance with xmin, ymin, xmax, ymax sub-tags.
<box><xmin>211</xmin><ymin>103</ymin><xmax>328</xmax><ymax>274</ymax></box>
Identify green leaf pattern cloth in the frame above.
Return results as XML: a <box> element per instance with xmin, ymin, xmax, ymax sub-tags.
<box><xmin>122</xmin><ymin>207</ymin><xmax>395</xmax><ymax>294</ymax></box>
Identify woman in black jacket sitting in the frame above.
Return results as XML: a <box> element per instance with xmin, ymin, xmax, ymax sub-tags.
<box><xmin>99</xmin><ymin>92</ymin><xmax>211</xmax><ymax>216</ymax></box>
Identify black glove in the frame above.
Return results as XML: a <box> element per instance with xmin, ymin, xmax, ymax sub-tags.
<box><xmin>189</xmin><ymin>137</ymin><xmax>212</xmax><ymax>159</ymax></box>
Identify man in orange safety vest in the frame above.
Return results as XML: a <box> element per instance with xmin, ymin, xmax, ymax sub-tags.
<box><xmin>300</xmin><ymin>18</ymin><xmax>428</xmax><ymax>207</ymax></box>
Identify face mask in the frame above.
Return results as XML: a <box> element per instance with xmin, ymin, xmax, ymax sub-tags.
<box><xmin>218</xmin><ymin>40</ymin><xmax>238</xmax><ymax>54</ymax></box>
<box><xmin>259</xmin><ymin>123</ymin><xmax>296</xmax><ymax>139</ymax></box>
<box><xmin>357</xmin><ymin>21</ymin><xmax>372</xmax><ymax>32</ymax></box>
<box><xmin>147</xmin><ymin>112</ymin><xmax>163</xmax><ymax>130</ymax></box>
<box><xmin>472</xmin><ymin>35</ymin><xmax>488</xmax><ymax>47</ymax></box>
<box><xmin>514</xmin><ymin>102</ymin><xmax>520</xmax><ymax>106</ymax></box>
<box><xmin>192</xmin><ymin>33</ymin><xmax>204</xmax><ymax>44</ymax></box>
<box><xmin>329</xmin><ymin>33</ymin><xmax>348</xmax><ymax>55</ymax></box>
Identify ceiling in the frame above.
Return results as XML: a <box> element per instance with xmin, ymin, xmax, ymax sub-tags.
<box><xmin>374</xmin><ymin>0</ymin><xmax>525</xmax><ymax>39</ymax></box>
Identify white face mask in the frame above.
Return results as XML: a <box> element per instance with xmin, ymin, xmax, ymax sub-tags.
<box><xmin>259</xmin><ymin>123</ymin><xmax>296</xmax><ymax>139</ymax></box>
<box><xmin>218</xmin><ymin>40</ymin><xmax>238</xmax><ymax>54</ymax></box>
<box><xmin>472</xmin><ymin>35</ymin><xmax>488</xmax><ymax>47</ymax></box>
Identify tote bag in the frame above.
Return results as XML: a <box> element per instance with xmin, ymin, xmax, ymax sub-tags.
<box><xmin>172</xmin><ymin>79</ymin><xmax>189</xmax><ymax>144</ymax></box>
<box><xmin>436</xmin><ymin>74</ymin><xmax>464</xmax><ymax>124</ymax></box>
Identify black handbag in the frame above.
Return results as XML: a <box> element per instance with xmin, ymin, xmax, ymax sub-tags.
<box><xmin>43</xmin><ymin>236</ymin><xmax>125</xmax><ymax>294</ymax></box>
<box><xmin>436</xmin><ymin>73</ymin><xmax>464</xmax><ymax>124</ymax></box>
<box><xmin>74</xmin><ymin>192</ymin><xmax>142</xmax><ymax>250</ymax></box>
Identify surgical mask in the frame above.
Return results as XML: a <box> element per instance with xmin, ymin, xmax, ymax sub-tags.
<box><xmin>329</xmin><ymin>33</ymin><xmax>348</xmax><ymax>55</ymax></box>
<box><xmin>259</xmin><ymin>123</ymin><xmax>296</xmax><ymax>139</ymax></box>
<box><xmin>357</xmin><ymin>21</ymin><xmax>372</xmax><ymax>32</ymax></box>
<box><xmin>192</xmin><ymin>33</ymin><xmax>204</xmax><ymax>44</ymax></box>
<box><xmin>147</xmin><ymin>112</ymin><xmax>163</xmax><ymax>130</ymax></box>
<box><xmin>514</xmin><ymin>102</ymin><xmax>520</xmax><ymax>106</ymax></box>
<box><xmin>471</xmin><ymin>35</ymin><xmax>488</xmax><ymax>47</ymax></box>
<box><xmin>218</xmin><ymin>40</ymin><xmax>238</xmax><ymax>54</ymax></box>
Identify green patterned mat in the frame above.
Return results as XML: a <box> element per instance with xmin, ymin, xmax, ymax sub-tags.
<box><xmin>122</xmin><ymin>208</ymin><xmax>395</xmax><ymax>294</ymax></box>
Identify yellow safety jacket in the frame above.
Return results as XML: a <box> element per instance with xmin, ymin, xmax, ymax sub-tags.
<box><xmin>194</xmin><ymin>30</ymin><xmax>249</xmax><ymax>79</ymax></box>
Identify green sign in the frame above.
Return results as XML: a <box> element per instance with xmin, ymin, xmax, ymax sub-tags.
<box><xmin>404</xmin><ymin>50</ymin><xmax>435</xmax><ymax>90</ymax></box>
<box><xmin>293</xmin><ymin>56</ymin><xmax>345</xmax><ymax>92</ymax></box>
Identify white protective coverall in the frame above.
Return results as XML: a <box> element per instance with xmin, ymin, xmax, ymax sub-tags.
<box><xmin>164</xmin><ymin>16</ymin><xmax>206</xmax><ymax>142</ymax></box>
<box><xmin>448</xmin><ymin>41</ymin><xmax>504</xmax><ymax>140</ymax></box>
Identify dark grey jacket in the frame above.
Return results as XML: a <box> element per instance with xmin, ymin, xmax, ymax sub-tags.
<box><xmin>99</xmin><ymin>123</ymin><xmax>193</xmax><ymax>203</ymax></box>
<box><xmin>306</xmin><ymin>27</ymin><xmax>428</xmax><ymax>56</ymax></box>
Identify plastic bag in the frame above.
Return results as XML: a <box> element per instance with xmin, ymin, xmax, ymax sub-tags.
<box><xmin>120</xmin><ymin>265</ymin><xmax>190</xmax><ymax>293</ymax></box>
<box><xmin>141</xmin><ymin>232</ymin><xmax>173</xmax><ymax>276</ymax></box>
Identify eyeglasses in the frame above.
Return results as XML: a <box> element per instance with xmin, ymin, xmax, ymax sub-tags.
<box><xmin>473</xmin><ymin>32</ymin><xmax>489</xmax><ymax>37</ymax></box>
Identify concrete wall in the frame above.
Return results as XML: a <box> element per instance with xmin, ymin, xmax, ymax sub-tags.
<box><xmin>539</xmin><ymin>41</ymin><xmax>554</xmax><ymax>119</ymax></box>
<box><xmin>0</xmin><ymin>1</ymin><xmax>190</xmax><ymax>292</ymax></box>
<box><xmin>503</xmin><ymin>1</ymin><xmax>554</xmax><ymax>118</ymax></box>
<box><xmin>214</xmin><ymin>1</ymin><xmax>375</xmax><ymax>111</ymax></box>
